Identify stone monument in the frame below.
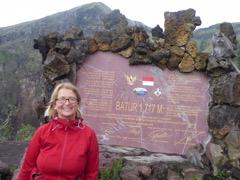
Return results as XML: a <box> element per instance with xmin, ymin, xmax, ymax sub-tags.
<box><xmin>76</xmin><ymin>51</ymin><xmax>210</xmax><ymax>154</ymax></box>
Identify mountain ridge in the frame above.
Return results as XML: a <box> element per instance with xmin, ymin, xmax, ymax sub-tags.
<box><xmin>0</xmin><ymin>2</ymin><xmax>111</xmax><ymax>44</ymax></box>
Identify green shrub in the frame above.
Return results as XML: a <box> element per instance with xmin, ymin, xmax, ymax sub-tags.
<box><xmin>186</xmin><ymin>176</ymin><xmax>200</xmax><ymax>180</ymax></box>
<box><xmin>15</xmin><ymin>124</ymin><xmax>35</xmax><ymax>141</ymax></box>
<box><xmin>207</xmin><ymin>170</ymin><xmax>228</xmax><ymax>180</ymax></box>
<box><xmin>100</xmin><ymin>159</ymin><xmax>123</xmax><ymax>180</ymax></box>
<box><xmin>0</xmin><ymin>122</ymin><xmax>13</xmax><ymax>142</ymax></box>
<box><xmin>0</xmin><ymin>50</ymin><xmax>16</xmax><ymax>63</ymax></box>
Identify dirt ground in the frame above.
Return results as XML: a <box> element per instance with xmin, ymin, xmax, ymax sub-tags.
<box><xmin>0</xmin><ymin>141</ymin><xmax>28</xmax><ymax>168</ymax></box>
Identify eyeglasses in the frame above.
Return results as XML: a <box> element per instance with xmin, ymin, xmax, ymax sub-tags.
<box><xmin>56</xmin><ymin>97</ymin><xmax>78</xmax><ymax>104</ymax></box>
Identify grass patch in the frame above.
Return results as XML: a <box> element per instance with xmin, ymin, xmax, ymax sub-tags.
<box><xmin>100</xmin><ymin>159</ymin><xmax>124</xmax><ymax>180</ymax></box>
<box><xmin>15</xmin><ymin>124</ymin><xmax>35</xmax><ymax>141</ymax></box>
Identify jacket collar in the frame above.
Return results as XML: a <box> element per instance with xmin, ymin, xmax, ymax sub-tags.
<box><xmin>51</xmin><ymin>117</ymin><xmax>84</xmax><ymax>130</ymax></box>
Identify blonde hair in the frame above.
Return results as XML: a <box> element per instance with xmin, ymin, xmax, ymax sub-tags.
<box><xmin>46</xmin><ymin>82</ymin><xmax>82</xmax><ymax>119</ymax></box>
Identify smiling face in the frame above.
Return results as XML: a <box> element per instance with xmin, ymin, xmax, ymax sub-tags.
<box><xmin>54</xmin><ymin>88</ymin><xmax>79</xmax><ymax>120</ymax></box>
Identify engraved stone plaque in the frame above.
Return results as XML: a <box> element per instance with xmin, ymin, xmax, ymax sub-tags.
<box><xmin>76</xmin><ymin>51</ymin><xmax>210</xmax><ymax>154</ymax></box>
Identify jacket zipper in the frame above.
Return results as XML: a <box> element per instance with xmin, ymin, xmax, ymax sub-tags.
<box><xmin>58</xmin><ymin>127</ymin><xmax>68</xmax><ymax>180</ymax></box>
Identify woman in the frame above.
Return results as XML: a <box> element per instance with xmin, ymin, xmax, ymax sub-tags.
<box><xmin>18</xmin><ymin>82</ymin><xmax>99</xmax><ymax>180</ymax></box>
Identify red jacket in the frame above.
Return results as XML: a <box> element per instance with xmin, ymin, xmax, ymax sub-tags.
<box><xmin>18</xmin><ymin>118</ymin><xmax>99</xmax><ymax>180</ymax></box>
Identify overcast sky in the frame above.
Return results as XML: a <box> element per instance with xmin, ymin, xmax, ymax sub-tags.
<box><xmin>0</xmin><ymin>0</ymin><xmax>239</xmax><ymax>29</ymax></box>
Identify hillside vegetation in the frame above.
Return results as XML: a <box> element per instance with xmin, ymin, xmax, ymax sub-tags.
<box><xmin>193</xmin><ymin>22</ymin><xmax>240</xmax><ymax>65</ymax></box>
